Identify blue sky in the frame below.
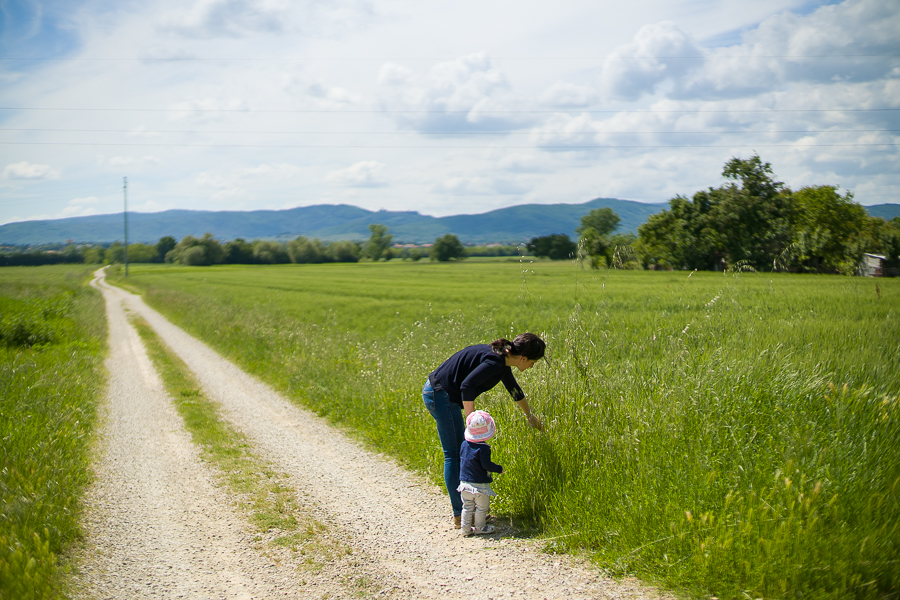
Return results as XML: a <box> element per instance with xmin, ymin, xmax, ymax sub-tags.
<box><xmin>0</xmin><ymin>0</ymin><xmax>898</xmax><ymax>225</ymax></box>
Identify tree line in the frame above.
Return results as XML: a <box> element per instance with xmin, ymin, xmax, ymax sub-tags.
<box><xmin>527</xmin><ymin>155</ymin><xmax>900</xmax><ymax>275</ymax></box>
<box><xmin>0</xmin><ymin>226</ymin><xmax>505</xmax><ymax>267</ymax></box>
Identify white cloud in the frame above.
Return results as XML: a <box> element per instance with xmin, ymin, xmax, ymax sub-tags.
<box><xmin>539</xmin><ymin>81</ymin><xmax>598</xmax><ymax>108</ymax></box>
<box><xmin>306</xmin><ymin>82</ymin><xmax>363</xmax><ymax>107</ymax></box>
<box><xmin>325</xmin><ymin>161</ymin><xmax>386</xmax><ymax>187</ymax></box>
<box><xmin>432</xmin><ymin>175</ymin><xmax>528</xmax><ymax>196</ymax></box>
<box><xmin>377</xmin><ymin>52</ymin><xmax>531</xmax><ymax>133</ymax></box>
<box><xmin>104</xmin><ymin>156</ymin><xmax>164</xmax><ymax>168</ymax></box>
<box><xmin>601</xmin><ymin>0</ymin><xmax>900</xmax><ymax>102</ymax></box>
<box><xmin>377</xmin><ymin>63</ymin><xmax>414</xmax><ymax>87</ymax></box>
<box><xmin>600</xmin><ymin>21</ymin><xmax>705</xmax><ymax>101</ymax></box>
<box><xmin>158</xmin><ymin>0</ymin><xmax>377</xmax><ymax>39</ymax></box>
<box><xmin>239</xmin><ymin>163</ymin><xmax>302</xmax><ymax>178</ymax></box>
<box><xmin>159</xmin><ymin>0</ymin><xmax>292</xmax><ymax>38</ymax></box>
<box><xmin>166</xmin><ymin>97</ymin><xmax>250</xmax><ymax>122</ymax></box>
<box><xmin>1</xmin><ymin>162</ymin><xmax>61</xmax><ymax>180</ymax></box>
<box><xmin>531</xmin><ymin>113</ymin><xmax>603</xmax><ymax>151</ymax></box>
<box><xmin>497</xmin><ymin>154</ymin><xmax>552</xmax><ymax>173</ymax></box>
<box><xmin>61</xmin><ymin>197</ymin><xmax>101</xmax><ymax>217</ymax></box>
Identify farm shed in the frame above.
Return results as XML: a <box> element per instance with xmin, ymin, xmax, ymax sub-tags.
<box><xmin>860</xmin><ymin>253</ymin><xmax>886</xmax><ymax>277</ymax></box>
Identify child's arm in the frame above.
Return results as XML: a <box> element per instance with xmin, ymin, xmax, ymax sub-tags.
<box><xmin>479</xmin><ymin>446</ymin><xmax>503</xmax><ymax>474</ymax></box>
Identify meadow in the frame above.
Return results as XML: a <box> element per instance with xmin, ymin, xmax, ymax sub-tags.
<box><xmin>107</xmin><ymin>260</ymin><xmax>900</xmax><ymax>600</ymax></box>
<box><xmin>0</xmin><ymin>266</ymin><xmax>106</xmax><ymax>600</ymax></box>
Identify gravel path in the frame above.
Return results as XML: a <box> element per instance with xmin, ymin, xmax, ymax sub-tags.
<box><xmin>75</xmin><ymin>268</ymin><xmax>674</xmax><ymax>600</ymax></box>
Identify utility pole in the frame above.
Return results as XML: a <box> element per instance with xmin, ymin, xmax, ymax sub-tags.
<box><xmin>123</xmin><ymin>176</ymin><xmax>129</xmax><ymax>277</ymax></box>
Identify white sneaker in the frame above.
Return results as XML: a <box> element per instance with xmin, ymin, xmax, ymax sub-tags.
<box><xmin>471</xmin><ymin>525</ymin><xmax>495</xmax><ymax>535</ymax></box>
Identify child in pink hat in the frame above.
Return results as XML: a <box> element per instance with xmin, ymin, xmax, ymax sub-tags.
<box><xmin>457</xmin><ymin>410</ymin><xmax>503</xmax><ymax>535</ymax></box>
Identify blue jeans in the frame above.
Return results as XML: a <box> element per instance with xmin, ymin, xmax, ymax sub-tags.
<box><xmin>423</xmin><ymin>378</ymin><xmax>465</xmax><ymax>516</ymax></box>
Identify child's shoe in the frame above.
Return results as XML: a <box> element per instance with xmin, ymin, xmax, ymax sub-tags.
<box><xmin>471</xmin><ymin>525</ymin><xmax>495</xmax><ymax>535</ymax></box>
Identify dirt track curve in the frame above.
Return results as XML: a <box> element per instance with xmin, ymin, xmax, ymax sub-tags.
<box><xmin>73</xmin><ymin>267</ymin><xmax>672</xmax><ymax>600</ymax></box>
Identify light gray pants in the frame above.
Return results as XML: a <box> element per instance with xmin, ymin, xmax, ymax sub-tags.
<box><xmin>457</xmin><ymin>481</ymin><xmax>494</xmax><ymax>532</ymax></box>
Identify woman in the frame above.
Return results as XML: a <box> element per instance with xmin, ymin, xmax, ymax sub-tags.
<box><xmin>422</xmin><ymin>332</ymin><xmax>545</xmax><ymax>526</ymax></box>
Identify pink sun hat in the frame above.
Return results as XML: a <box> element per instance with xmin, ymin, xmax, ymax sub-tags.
<box><xmin>465</xmin><ymin>410</ymin><xmax>496</xmax><ymax>443</ymax></box>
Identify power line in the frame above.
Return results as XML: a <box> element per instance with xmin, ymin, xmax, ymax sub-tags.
<box><xmin>2</xmin><ymin>127</ymin><xmax>897</xmax><ymax>135</ymax></box>
<box><xmin>1</xmin><ymin>141</ymin><xmax>897</xmax><ymax>149</ymax></box>
<box><xmin>1</xmin><ymin>107</ymin><xmax>898</xmax><ymax>114</ymax></box>
<box><xmin>1</xmin><ymin>54</ymin><xmax>897</xmax><ymax>61</ymax></box>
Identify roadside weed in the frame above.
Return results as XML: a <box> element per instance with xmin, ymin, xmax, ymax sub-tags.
<box><xmin>0</xmin><ymin>266</ymin><xmax>106</xmax><ymax>600</ymax></box>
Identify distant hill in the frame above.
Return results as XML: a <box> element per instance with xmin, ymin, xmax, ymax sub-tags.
<box><xmin>866</xmin><ymin>204</ymin><xmax>900</xmax><ymax>222</ymax></box>
<box><xmin>0</xmin><ymin>198</ymin><xmax>667</xmax><ymax>245</ymax></box>
<box><xmin>4</xmin><ymin>200</ymin><xmax>896</xmax><ymax>246</ymax></box>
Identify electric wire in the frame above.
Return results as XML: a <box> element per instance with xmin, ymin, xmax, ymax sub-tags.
<box><xmin>0</xmin><ymin>141</ymin><xmax>896</xmax><ymax>148</ymax></box>
<box><xmin>2</xmin><ymin>128</ymin><xmax>897</xmax><ymax>135</ymax></box>
<box><xmin>1</xmin><ymin>107</ymin><xmax>898</xmax><ymax>114</ymax></box>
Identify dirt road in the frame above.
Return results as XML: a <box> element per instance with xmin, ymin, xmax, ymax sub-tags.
<box><xmin>75</xmin><ymin>268</ymin><xmax>671</xmax><ymax>599</ymax></box>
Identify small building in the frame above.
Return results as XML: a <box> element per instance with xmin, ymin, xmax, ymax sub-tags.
<box><xmin>860</xmin><ymin>253</ymin><xmax>886</xmax><ymax>277</ymax></box>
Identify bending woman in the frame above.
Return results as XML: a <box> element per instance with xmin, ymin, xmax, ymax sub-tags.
<box><xmin>422</xmin><ymin>332</ymin><xmax>545</xmax><ymax>526</ymax></box>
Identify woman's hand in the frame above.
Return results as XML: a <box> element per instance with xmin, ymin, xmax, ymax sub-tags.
<box><xmin>526</xmin><ymin>413</ymin><xmax>543</xmax><ymax>431</ymax></box>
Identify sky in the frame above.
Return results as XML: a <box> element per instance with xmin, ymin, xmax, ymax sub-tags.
<box><xmin>0</xmin><ymin>0</ymin><xmax>898</xmax><ymax>226</ymax></box>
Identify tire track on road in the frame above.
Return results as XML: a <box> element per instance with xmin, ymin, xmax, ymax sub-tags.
<box><xmin>75</xmin><ymin>269</ymin><xmax>298</xmax><ymax>599</ymax></box>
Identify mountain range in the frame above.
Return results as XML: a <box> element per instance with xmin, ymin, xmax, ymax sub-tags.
<box><xmin>0</xmin><ymin>198</ymin><xmax>667</xmax><ymax>245</ymax></box>
<box><xmin>2</xmin><ymin>199</ymin><xmax>898</xmax><ymax>246</ymax></box>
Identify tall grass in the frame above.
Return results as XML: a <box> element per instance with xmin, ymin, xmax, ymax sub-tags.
<box><xmin>108</xmin><ymin>262</ymin><xmax>899</xmax><ymax>599</ymax></box>
<box><xmin>0</xmin><ymin>266</ymin><xmax>106</xmax><ymax>600</ymax></box>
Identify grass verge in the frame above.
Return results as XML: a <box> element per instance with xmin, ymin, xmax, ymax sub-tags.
<box><xmin>0</xmin><ymin>266</ymin><xmax>106</xmax><ymax>600</ymax></box>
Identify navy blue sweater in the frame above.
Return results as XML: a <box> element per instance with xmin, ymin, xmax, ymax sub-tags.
<box><xmin>459</xmin><ymin>440</ymin><xmax>503</xmax><ymax>483</ymax></box>
<box><xmin>428</xmin><ymin>344</ymin><xmax>525</xmax><ymax>407</ymax></box>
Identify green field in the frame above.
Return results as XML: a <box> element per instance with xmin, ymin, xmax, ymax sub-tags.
<box><xmin>0</xmin><ymin>266</ymin><xmax>106</xmax><ymax>600</ymax></box>
<box><xmin>107</xmin><ymin>261</ymin><xmax>899</xmax><ymax>599</ymax></box>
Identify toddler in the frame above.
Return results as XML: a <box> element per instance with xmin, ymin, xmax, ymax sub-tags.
<box><xmin>457</xmin><ymin>410</ymin><xmax>503</xmax><ymax>535</ymax></box>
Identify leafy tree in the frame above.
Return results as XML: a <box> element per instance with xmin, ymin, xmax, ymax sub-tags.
<box><xmin>83</xmin><ymin>246</ymin><xmax>104</xmax><ymax>264</ymax></box>
<box><xmin>465</xmin><ymin>245</ymin><xmax>519</xmax><ymax>257</ymax></box>
<box><xmin>430</xmin><ymin>234</ymin><xmax>466</xmax><ymax>261</ymax></box>
<box><xmin>105</xmin><ymin>241</ymin><xmax>125</xmax><ymax>264</ymax></box>
<box><xmin>576</xmin><ymin>207</ymin><xmax>620</xmax><ymax>237</ymax></box>
<box><xmin>608</xmin><ymin>233</ymin><xmax>640</xmax><ymax>269</ymax></box>
<box><xmin>252</xmin><ymin>240</ymin><xmax>290</xmax><ymax>264</ymax></box>
<box><xmin>329</xmin><ymin>240</ymin><xmax>361</xmax><ymax>263</ymax></box>
<box><xmin>167</xmin><ymin>233</ymin><xmax>224</xmax><ymax>266</ymax></box>
<box><xmin>224</xmin><ymin>238</ymin><xmax>254</xmax><ymax>264</ymax></box>
<box><xmin>637</xmin><ymin>155</ymin><xmax>794</xmax><ymax>271</ymax></box>
<box><xmin>716</xmin><ymin>155</ymin><xmax>794</xmax><ymax>269</ymax></box>
<box><xmin>155</xmin><ymin>236</ymin><xmax>176</xmax><ymax>262</ymax></box>
<box><xmin>287</xmin><ymin>236</ymin><xmax>329</xmax><ymax>263</ymax></box>
<box><xmin>789</xmin><ymin>186</ymin><xmax>867</xmax><ymax>273</ymax></box>
<box><xmin>576</xmin><ymin>208</ymin><xmax>621</xmax><ymax>269</ymax></box>
<box><xmin>528</xmin><ymin>234</ymin><xmax>577</xmax><ymax>260</ymax></box>
<box><xmin>126</xmin><ymin>243</ymin><xmax>158</xmax><ymax>263</ymax></box>
<box><xmin>181</xmin><ymin>246</ymin><xmax>207</xmax><ymax>266</ymax></box>
<box><xmin>408</xmin><ymin>248</ymin><xmax>425</xmax><ymax>261</ymax></box>
<box><xmin>363</xmin><ymin>224</ymin><xmax>393</xmax><ymax>261</ymax></box>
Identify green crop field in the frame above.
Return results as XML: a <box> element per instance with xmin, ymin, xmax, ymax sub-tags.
<box><xmin>107</xmin><ymin>261</ymin><xmax>899</xmax><ymax>600</ymax></box>
<box><xmin>0</xmin><ymin>266</ymin><xmax>106</xmax><ymax>600</ymax></box>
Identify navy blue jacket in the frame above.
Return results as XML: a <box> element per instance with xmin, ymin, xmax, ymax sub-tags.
<box><xmin>459</xmin><ymin>440</ymin><xmax>503</xmax><ymax>483</ymax></box>
<box><xmin>428</xmin><ymin>344</ymin><xmax>525</xmax><ymax>407</ymax></box>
